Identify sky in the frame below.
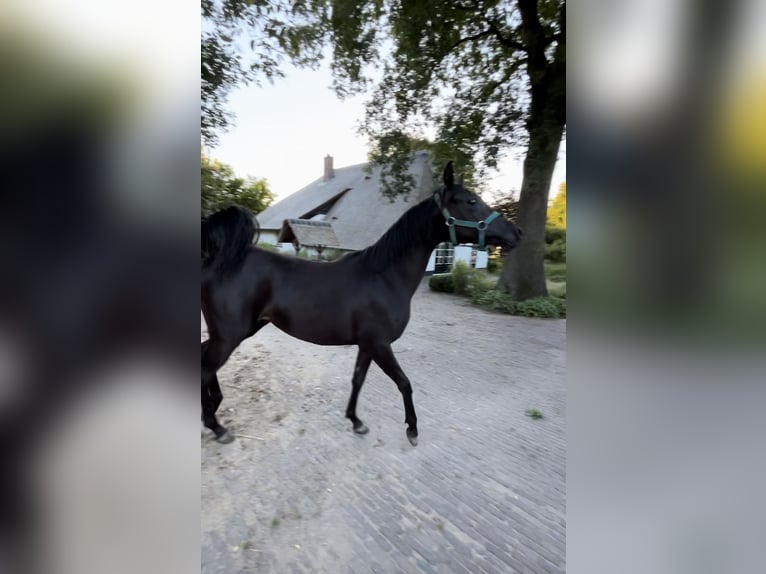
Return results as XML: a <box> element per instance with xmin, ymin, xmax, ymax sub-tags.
<box><xmin>208</xmin><ymin>58</ymin><xmax>566</xmax><ymax>204</ymax></box>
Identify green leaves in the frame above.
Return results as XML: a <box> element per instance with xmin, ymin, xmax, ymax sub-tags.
<box><xmin>202</xmin><ymin>1</ymin><xmax>564</xmax><ymax>192</ymax></box>
<box><xmin>201</xmin><ymin>153</ymin><xmax>275</xmax><ymax>215</ymax></box>
<box><xmin>547</xmin><ymin>181</ymin><xmax>566</xmax><ymax>228</ymax></box>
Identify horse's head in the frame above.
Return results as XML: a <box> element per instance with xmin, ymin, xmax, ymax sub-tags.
<box><xmin>435</xmin><ymin>162</ymin><xmax>522</xmax><ymax>250</ymax></box>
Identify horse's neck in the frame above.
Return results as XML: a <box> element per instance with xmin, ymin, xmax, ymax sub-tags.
<box><xmin>395</xmin><ymin>219</ymin><xmax>445</xmax><ymax>297</ymax></box>
<box><xmin>360</xmin><ymin>199</ymin><xmax>446</xmax><ymax>296</ymax></box>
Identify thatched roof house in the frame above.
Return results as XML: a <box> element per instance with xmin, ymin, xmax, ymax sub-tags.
<box><xmin>278</xmin><ymin>219</ymin><xmax>340</xmax><ymax>248</ymax></box>
<box><xmin>257</xmin><ymin>151</ymin><xmax>435</xmax><ymax>251</ymax></box>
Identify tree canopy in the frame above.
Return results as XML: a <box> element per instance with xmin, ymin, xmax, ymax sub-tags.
<box><xmin>201</xmin><ymin>152</ymin><xmax>275</xmax><ymax>215</ymax></box>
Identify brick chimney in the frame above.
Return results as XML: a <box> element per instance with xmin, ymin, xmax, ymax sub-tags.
<box><xmin>323</xmin><ymin>154</ymin><xmax>334</xmax><ymax>182</ymax></box>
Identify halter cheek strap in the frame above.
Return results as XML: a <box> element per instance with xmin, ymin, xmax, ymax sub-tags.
<box><xmin>434</xmin><ymin>191</ymin><xmax>501</xmax><ymax>250</ymax></box>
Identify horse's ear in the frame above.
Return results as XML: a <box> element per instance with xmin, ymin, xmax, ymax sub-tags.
<box><xmin>443</xmin><ymin>161</ymin><xmax>455</xmax><ymax>189</ymax></box>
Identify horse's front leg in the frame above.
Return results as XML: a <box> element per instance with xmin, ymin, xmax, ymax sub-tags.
<box><xmin>345</xmin><ymin>348</ymin><xmax>372</xmax><ymax>434</ymax></box>
<box><xmin>370</xmin><ymin>344</ymin><xmax>418</xmax><ymax>446</ymax></box>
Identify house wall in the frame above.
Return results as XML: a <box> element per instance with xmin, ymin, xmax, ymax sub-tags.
<box><xmin>258</xmin><ymin>230</ymin><xmax>280</xmax><ymax>245</ymax></box>
<box><xmin>426</xmin><ymin>250</ymin><xmax>436</xmax><ymax>273</ymax></box>
<box><xmin>256</xmin><ymin>230</ymin><xmax>296</xmax><ymax>254</ymax></box>
<box><xmin>257</xmin><ymin>234</ymin><xmax>353</xmax><ymax>260</ymax></box>
<box><xmin>454</xmin><ymin>245</ymin><xmax>488</xmax><ymax>269</ymax></box>
<box><xmin>475</xmin><ymin>249</ymin><xmax>489</xmax><ymax>268</ymax></box>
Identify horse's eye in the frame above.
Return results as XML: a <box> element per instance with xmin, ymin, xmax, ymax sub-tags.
<box><xmin>468</xmin><ymin>198</ymin><xmax>477</xmax><ymax>205</ymax></box>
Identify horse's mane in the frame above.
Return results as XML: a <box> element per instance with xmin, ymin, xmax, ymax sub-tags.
<box><xmin>202</xmin><ymin>206</ymin><xmax>256</xmax><ymax>277</ymax></box>
<box><xmin>353</xmin><ymin>195</ymin><xmax>438</xmax><ymax>272</ymax></box>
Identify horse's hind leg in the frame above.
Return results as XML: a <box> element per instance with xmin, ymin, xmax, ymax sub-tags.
<box><xmin>370</xmin><ymin>344</ymin><xmax>419</xmax><ymax>446</ymax></box>
<box><xmin>345</xmin><ymin>349</ymin><xmax>372</xmax><ymax>434</ymax></box>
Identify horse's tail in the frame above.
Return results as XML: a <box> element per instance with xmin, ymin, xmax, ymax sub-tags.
<box><xmin>202</xmin><ymin>205</ymin><xmax>257</xmax><ymax>276</ymax></box>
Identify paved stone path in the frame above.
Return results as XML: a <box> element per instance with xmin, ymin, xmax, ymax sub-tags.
<box><xmin>202</xmin><ymin>280</ymin><xmax>566</xmax><ymax>573</ymax></box>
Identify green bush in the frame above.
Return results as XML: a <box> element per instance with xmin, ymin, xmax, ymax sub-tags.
<box><xmin>544</xmin><ymin>226</ymin><xmax>567</xmax><ymax>263</ymax></box>
<box><xmin>486</xmin><ymin>255</ymin><xmax>503</xmax><ymax>274</ymax></box>
<box><xmin>544</xmin><ymin>262</ymin><xmax>567</xmax><ymax>282</ymax></box>
<box><xmin>428</xmin><ymin>273</ymin><xmax>455</xmax><ymax>293</ymax></box>
<box><xmin>321</xmin><ymin>248</ymin><xmax>347</xmax><ymax>261</ymax></box>
<box><xmin>429</xmin><ymin>263</ymin><xmax>493</xmax><ymax>295</ymax></box>
<box><xmin>514</xmin><ymin>296</ymin><xmax>567</xmax><ymax>318</ymax></box>
<box><xmin>471</xmin><ymin>288</ymin><xmax>518</xmax><ymax>313</ymax></box>
<box><xmin>545</xmin><ymin>226</ymin><xmax>566</xmax><ymax>244</ymax></box>
<box><xmin>451</xmin><ymin>261</ymin><xmax>496</xmax><ymax>296</ymax></box>
<box><xmin>429</xmin><ymin>260</ymin><xmax>566</xmax><ymax>318</ymax></box>
<box><xmin>547</xmin><ymin>282</ymin><xmax>567</xmax><ymax>299</ymax></box>
<box><xmin>450</xmin><ymin>261</ymin><xmax>473</xmax><ymax>295</ymax></box>
<box><xmin>545</xmin><ymin>239</ymin><xmax>566</xmax><ymax>262</ymax></box>
<box><xmin>255</xmin><ymin>242</ymin><xmax>281</xmax><ymax>252</ymax></box>
<box><xmin>471</xmin><ymin>289</ymin><xmax>567</xmax><ymax>318</ymax></box>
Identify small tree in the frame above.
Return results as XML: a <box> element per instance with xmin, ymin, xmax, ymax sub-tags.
<box><xmin>547</xmin><ymin>181</ymin><xmax>566</xmax><ymax>229</ymax></box>
<box><xmin>201</xmin><ymin>152</ymin><xmax>275</xmax><ymax>215</ymax></box>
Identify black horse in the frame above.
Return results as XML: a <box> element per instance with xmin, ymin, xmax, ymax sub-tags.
<box><xmin>201</xmin><ymin>162</ymin><xmax>522</xmax><ymax>445</ymax></box>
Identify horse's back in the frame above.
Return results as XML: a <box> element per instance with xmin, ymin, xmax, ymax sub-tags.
<box><xmin>206</xmin><ymin>247</ymin><xmax>412</xmax><ymax>346</ymax></box>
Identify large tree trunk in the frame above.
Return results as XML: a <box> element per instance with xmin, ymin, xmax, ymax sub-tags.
<box><xmin>497</xmin><ymin>0</ymin><xmax>565</xmax><ymax>300</ymax></box>
<box><xmin>497</xmin><ymin>115</ymin><xmax>564</xmax><ymax>299</ymax></box>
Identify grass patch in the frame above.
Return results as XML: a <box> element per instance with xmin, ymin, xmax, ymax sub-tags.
<box><xmin>270</xmin><ymin>518</ymin><xmax>280</xmax><ymax>528</ymax></box>
<box><xmin>526</xmin><ymin>408</ymin><xmax>543</xmax><ymax>419</ymax></box>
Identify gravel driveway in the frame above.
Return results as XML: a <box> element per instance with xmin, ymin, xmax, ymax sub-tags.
<box><xmin>202</xmin><ymin>279</ymin><xmax>566</xmax><ymax>574</ymax></box>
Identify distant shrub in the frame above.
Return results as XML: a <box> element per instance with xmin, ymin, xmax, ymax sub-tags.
<box><xmin>544</xmin><ymin>262</ymin><xmax>567</xmax><ymax>282</ymax></box>
<box><xmin>514</xmin><ymin>296</ymin><xmax>567</xmax><ymax>318</ymax></box>
<box><xmin>545</xmin><ymin>226</ymin><xmax>566</xmax><ymax>244</ymax></box>
<box><xmin>255</xmin><ymin>242</ymin><xmax>280</xmax><ymax>252</ymax></box>
<box><xmin>429</xmin><ymin>261</ymin><xmax>565</xmax><ymax>317</ymax></box>
<box><xmin>470</xmin><ymin>288</ymin><xmax>517</xmax><ymax>313</ymax></box>
<box><xmin>471</xmin><ymin>289</ymin><xmax>567</xmax><ymax>318</ymax></box>
<box><xmin>544</xmin><ymin>226</ymin><xmax>567</xmax><ymax>263</ymax></box>
<box><xmin>451</xmin><ymin>261</ymin><xmax>495</xmax><ymax>296</ymax></box>
<box><xmin>321</xmin><ymin>248</ymin><xmax>347</xmax><ymax>261</ymax></box>
<box><xmin>428</xmin><ymin>274</ymin><xmax>454</xmax><ymax>293</ymax></box>
<box><xmin>548</xmin><ymin>282</ymin><xmax>567</xmax><ymax>299</ymax></box>
<box><xmin>486</xmin><ymin>255</ymin><xmax>503</xmax><ymax>274</ymax></box>
<box><xmin>545</xmin><ymin>239</ymin><xmax>566</xmax><ymax>262</ymax></box>
<box><xmin>451</xmin><ymin>261</ymin><xmax>473</xmax><ymax>295</ymax></box>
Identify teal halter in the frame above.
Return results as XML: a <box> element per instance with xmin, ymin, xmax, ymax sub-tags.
<box><xmin>434</xmin><ymin>191</ymin><xmax>501</xmax><ymax>250</ymax></box>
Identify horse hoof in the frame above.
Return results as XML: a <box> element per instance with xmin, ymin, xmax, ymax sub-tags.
<box><xmin>353</xmin><ymin>423</ymin><xmax>369</xmax><ymax>435</ymax></box>
<box><xmin>215</xmin><ymin>431</ymin><xmax>235</xmax><ymax>444</ymax></box>
<box><xmin>407</xmin><ymin>430</ymin><xmax>418</xmax><ymax>446</ymax></box>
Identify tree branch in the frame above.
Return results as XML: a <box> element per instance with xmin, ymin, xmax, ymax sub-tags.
<box><xmin>487</xmin><ymin>21</ymin><xmax>526</xmax><ymax>52</ymax></box>
<box><xmin>450</xmin><ymin>29</ymin><xmax>494</xmax><ymax>50</ymax></box>
<box><xmin>450</xmin><ymin>23</ymin><xmax>526</xmax><ymax>54</ymax></box>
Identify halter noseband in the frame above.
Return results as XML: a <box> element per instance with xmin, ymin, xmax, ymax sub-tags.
<box><xmin>433</xmin><ymin>191</ymin><xmax>501</xmax><ymax>250</ymax></box>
